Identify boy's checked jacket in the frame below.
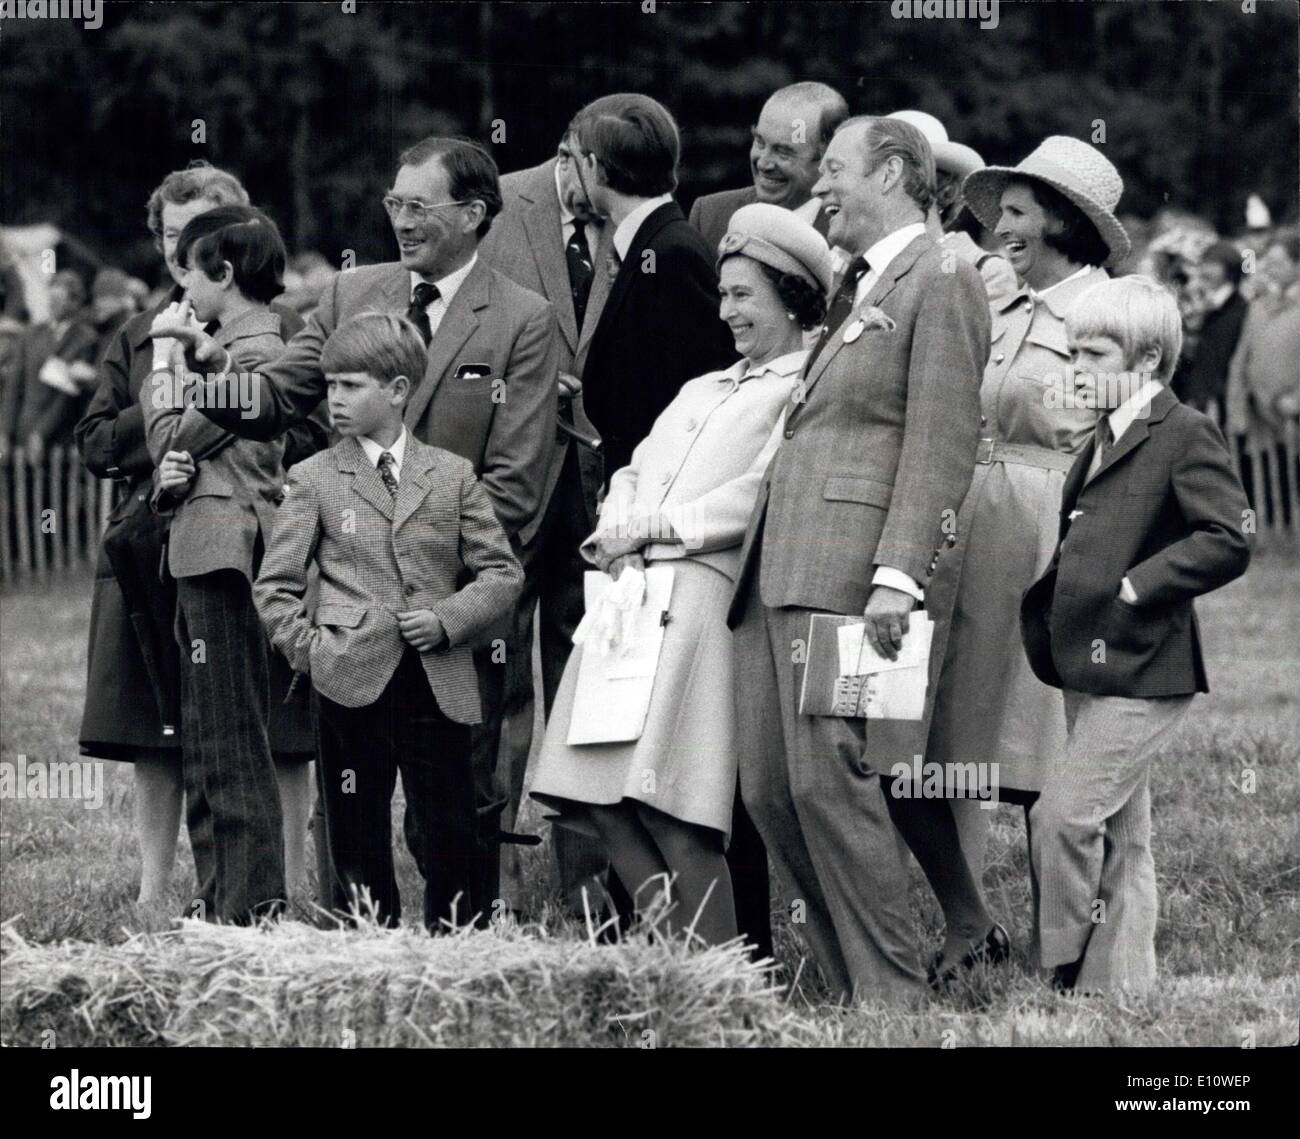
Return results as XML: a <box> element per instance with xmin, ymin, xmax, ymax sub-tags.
<box><xmin>253</xmin><ymin>434</ymin><xmax>523</xmax><ymax>723</ymax></box>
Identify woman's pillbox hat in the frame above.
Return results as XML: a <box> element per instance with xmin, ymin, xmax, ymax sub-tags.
<box><xmin>717</xmin><ymin>202</ymin><xmax>835</xmax><ymax>296</ymax></box>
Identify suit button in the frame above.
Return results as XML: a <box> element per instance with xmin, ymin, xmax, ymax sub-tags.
<box><xmin>404</xmin><ymin>583</ymin><xmax>417</xmax><ymax>596</ymax></box>
<box><xmin>980</xmin><ymin>415</ymin><xmax>988</xmax><ymax>427</ymax></box>
<box><xmin>994</xmin><ymin>354</ymin><xmax>1005</xmax><ymax>364</ymax></box>
<box><xmin>660</xmin><ymin>471</ymin><xmax>670</xmax><ymax>485</ymax></box>
<box><xmin>946</xmin><ymin>534</ymin><xmax>958</xmax><ymax>547</ymax></box>
<box><xmin>685</xmin><ymin>417</ymin><xmax>698</xmax><ymax>432</ymax></box>
<box><xmin>784</xmin><ymin>428</ymin><xmax>794</xmax><ymax>439</ymax></box>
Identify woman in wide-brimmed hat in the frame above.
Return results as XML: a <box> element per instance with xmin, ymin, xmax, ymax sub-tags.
<box><xmin>890</xmin><ymin>136</ymin><xmax>1131</xmax><ymax>985</ymax></box>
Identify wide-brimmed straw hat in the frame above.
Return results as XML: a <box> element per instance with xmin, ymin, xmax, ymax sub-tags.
<box><xmin>963</xmin><ymin>135</ymin><xmax>1131</xmax><ymax>266</ymax></box>
<box><xmin>887</xmin><ymin>109</ymin><xmax>985</xmax><ymax>179</ymax></box>
<box><xmin>717</xmin><ymin>202</ymin><xmax>834</xmax><ymax>296</ymax></box>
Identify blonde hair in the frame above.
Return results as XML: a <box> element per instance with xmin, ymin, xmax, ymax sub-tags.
<box><xmin>1066</xmin><ymin>274</ymin><xmax>1183</xmax><ymax>383</ymax></box>
<box><xmin>321</xmin><ymin>311</ymin><xmax>427</xmax><ymax>400</ymax></box>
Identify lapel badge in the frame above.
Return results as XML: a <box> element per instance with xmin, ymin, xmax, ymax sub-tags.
<box><xmin>842</xmin><ymin>318</ymin><xmax>866</xmax><ymax>344</ymax></box>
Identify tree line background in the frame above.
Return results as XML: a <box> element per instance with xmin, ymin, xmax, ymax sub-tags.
<box><xmin>2</xmin><ymin>0</ymin><xmax>1297</xmax><ymax>282</ymax></box>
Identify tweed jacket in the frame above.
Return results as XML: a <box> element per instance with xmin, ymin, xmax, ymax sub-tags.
<box><xmin>253</xmin><ymin>434</ymin><xmax>524</xmax><ymax>722</ymax></box>
<box><xmin>728</xmin><ymin>232</ymin><xmax>991</xmax><ymax>624</ymax></box>
<box><xmin>142</xmin><ymin>307</ymin><xmax>294</xmax><ymax>581</ymax></box>
<box><xmin>1020</xmin><ymin>385</ymin><xmax>1250</xmax><ymax>698</ymax></box>
<box><xmin>195</xmin><ymin>257</ymin><xmax>561</xmax><ymax>547</ymax></box>
<box><xmin>478</xmin><ymin>158</ymin><xmax>613</xmax><ymax>528</ymax></box>
<box><xmin>586</xmin><ymin>350</ymin><xmax>805</xmax><ymax>581</ymax></box>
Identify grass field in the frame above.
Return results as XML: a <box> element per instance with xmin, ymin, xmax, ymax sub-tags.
<box><xmin>2</xmin><ymin>560</ymin><xmax>1297</xmax><ymax>1046</ymax></box>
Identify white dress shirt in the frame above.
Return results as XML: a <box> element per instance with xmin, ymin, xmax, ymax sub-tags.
<box><xmin>845</xmin><ymin>220</ymin><xmax>930</xmax><ymax>602</ymax></box>
<box><xmin>854</xmin><ymin>221</ymin><xmax>928</xmax><ymax>307</ymax></box>
<box><xmin>612</xmin><ymin>193</ymin><xmax>674</xmax><ymax>262</ymax></box>
<box><xmin>409</xmin><ymin>253</ymin><xmax>478</xmax><ymax>339</ymax></box>
<box><xmin>359</xmin><ymin>425</ymin><xmax>409</xmax><ymax>485</ymax></box>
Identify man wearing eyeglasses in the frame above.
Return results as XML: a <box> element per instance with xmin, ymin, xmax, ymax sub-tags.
<box><xmin>170</xmin><ymin>136</ymin><xmax>562</xmax><ymax>924</ymax></box>
<box><xmin>478</xmin><ymin>129</ymin><xmax>615</xmax><ymax>918</ymax></box>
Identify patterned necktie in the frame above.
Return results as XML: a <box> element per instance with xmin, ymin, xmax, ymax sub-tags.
<box><xmin>407</xmin><ymin>282</ymin><xmax>439</xmax><ymax>346</ymax></box>
<box><xmin>377</xmin><ymin>451</ymin><xmax>399</xmax><ymax>498</ymax></box>
<box><xmin>565</xmin><ymin>218</ymin><xmax>595</xmax><ymax>333</ymax></box>
<box><xmin>807</xmin><ymin>254</ymin><xmax>870</xmax><ymax>369</ymax></box>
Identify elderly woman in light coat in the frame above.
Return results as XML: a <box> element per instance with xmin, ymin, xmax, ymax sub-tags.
<box><xmin>530</xmin><ymin>204</ymin><xmax>832</xmax><ymax>946</ymax></box>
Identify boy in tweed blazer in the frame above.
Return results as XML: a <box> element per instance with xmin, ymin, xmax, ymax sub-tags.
<box><xmin>254</xmin><ymin>312</ymin><xmax>523</xmax><ymax>932</ymax></box>
<box><xmin>1020</xmin><ymin>276</ymin><xmax>1250</xmax><ymax>994</ymax></box>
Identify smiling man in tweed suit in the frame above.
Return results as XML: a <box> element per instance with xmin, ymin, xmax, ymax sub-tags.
<box><xmin>254</xmin><ymin>312</ymin><xmax>523</xmax><ymax>932</ymax></box>
<box><xmin>727</xmin><ymin>117</ymin><xmax>990</xmax><ymax>1002</ymax></box>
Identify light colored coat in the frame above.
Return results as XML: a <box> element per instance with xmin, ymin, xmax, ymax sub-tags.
<box><xmin>586</xmin><ymin>351</ymin><xmax>805</xmax><ymax>581</ymax></box>
<box><xmin>924</xmin><ymin>266</ymin><xmax>1108</xmax><ymax>791</ymax></box>
<box><xmin>252</xmin><ymin>434</ymin><xmax>524</xmax><ymax>723</ymax></box>
<box><xmin>729</xmin><ymin>233</ymin><xmax>991</xmax><ymax>623</ymax></box>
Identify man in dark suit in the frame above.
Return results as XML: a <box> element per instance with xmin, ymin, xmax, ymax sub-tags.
<box><xmin>572</xmin><ymin>92</ymin><xmax>734</xmax><ymax>482</ymax></box>
<box><xmin>728</xmin><ymin>117</ymin><xmax>991</xmax><ymax>1002</ymax></box>
<box><xmin>1172</xmin><ymin>240</ymin><xmax>1249</xmax><ymax>424</ymax></box>
<box><xmin>478</xmin><ymin>136</ymin><xmax>614</xmax><ymax>915</ymax></box>
<box><xmin>171</xmin><ymin>137</ymin><xmax>561</xmax><ymax>921</ymax></box>
<box><xmin>688</xmin><ymin>82</ymin><xmax>848</xmax><ymax>256</ymax></box>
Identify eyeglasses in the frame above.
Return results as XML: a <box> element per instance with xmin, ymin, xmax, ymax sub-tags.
<box><xmin>382</xmin><ymin>195</ymin><xmax>473</xmax><ymax>223</ymax></box>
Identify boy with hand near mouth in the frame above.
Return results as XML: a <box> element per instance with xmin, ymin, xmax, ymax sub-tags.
<box><xmin>1020</xmin><ymin>275</ymin><xmax>1250</xmax><ymax>995</ymax></box>
<box><xmin>253</xmin><ymin>311</ymin><xmax>523</xmax><ymax>932</ymax></box>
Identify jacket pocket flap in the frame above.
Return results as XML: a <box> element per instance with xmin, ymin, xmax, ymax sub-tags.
<box><xmin>187</xmin><ymin>476</ymin><xmax>235</xmax><ymax>500</ymax></box>
<box><xmin>315</xmin><ymin>604</ymin><xmax>365</xmax><ymax>628</ymax></box>
<box><xmin>823</xmin><ymin>476</ymin><xmax>893</xmax><ymax>507</ymax></box>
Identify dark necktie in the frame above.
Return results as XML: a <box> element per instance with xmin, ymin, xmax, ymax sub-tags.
<box><xmin>1090</xmin><ymin>416</ymin><xmax>1115</xmax><ymax>480</ymax></box>
<box><xmin>377</xmin><ymin>451</ymin><xmax>399</xmax><ymax>498</ymax></box>
<box><xmin>807</xmin><ymin>254</ymin><xmax>870</xmax><ymax>369</ymax></box>
<box><xmin>565</xmin><ymin>218</ymin><xmax>595</xmax><ymax>332</ymax></box>
<box><xmin>407</xmin><ymin>282</ymin><xmax>439</xmax><ymax>346</ymax></box>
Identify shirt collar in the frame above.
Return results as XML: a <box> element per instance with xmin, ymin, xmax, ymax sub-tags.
<box><xmin>734</xmin><ymin>348</ymin><xmax>808</xmax><ymax>384</ymax></box>
<box><xmin>359</xmin><ymin>426</ymin><xmax>408</xmax><ymax>470</ymax></box>
<box><xmin>998</xmin><ymin>264</ymin><xmax>1107</xmax><ymax>318</ymax></box>
<box><xmin>859</xmin><ymin>222</ymin><xmax>927</xmax><ymax>283</ymax></box>
<box><xmin>409</xmin><ymin>252</ymin><xmax>477</xmax><ymax>309</ymax></box>
<box><xmin>1105</xmin><ymin>380</ymin><xmax>1163</xmax><ymax>444</ymax></box>
<box><xmin>613</xmin><ymin>194</ymin><xmax>674</xmax><ymax>261</ymax></box>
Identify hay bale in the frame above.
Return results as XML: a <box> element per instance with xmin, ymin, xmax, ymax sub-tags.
<box><xmin>1</xmin><ymin>919</ymin><xmax>796</xmax><ymax>1047</ymax></box>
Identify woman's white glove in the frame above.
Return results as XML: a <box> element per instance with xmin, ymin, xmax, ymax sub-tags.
<box><xmin>572</xmin><ymin>566</ymin><xmax>647</xmax><ymax>657</ymax></box>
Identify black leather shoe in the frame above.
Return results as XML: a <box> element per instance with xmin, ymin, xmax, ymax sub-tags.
<box><xmin>928</xmin><ymin>922</ymin><xmax>1011</xmax><ymax>988</ymax></box>
<box><xmin>1051</xmin><ymin>958</ymin><xmax>1083</xmax><ymax>993</ymax></box>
